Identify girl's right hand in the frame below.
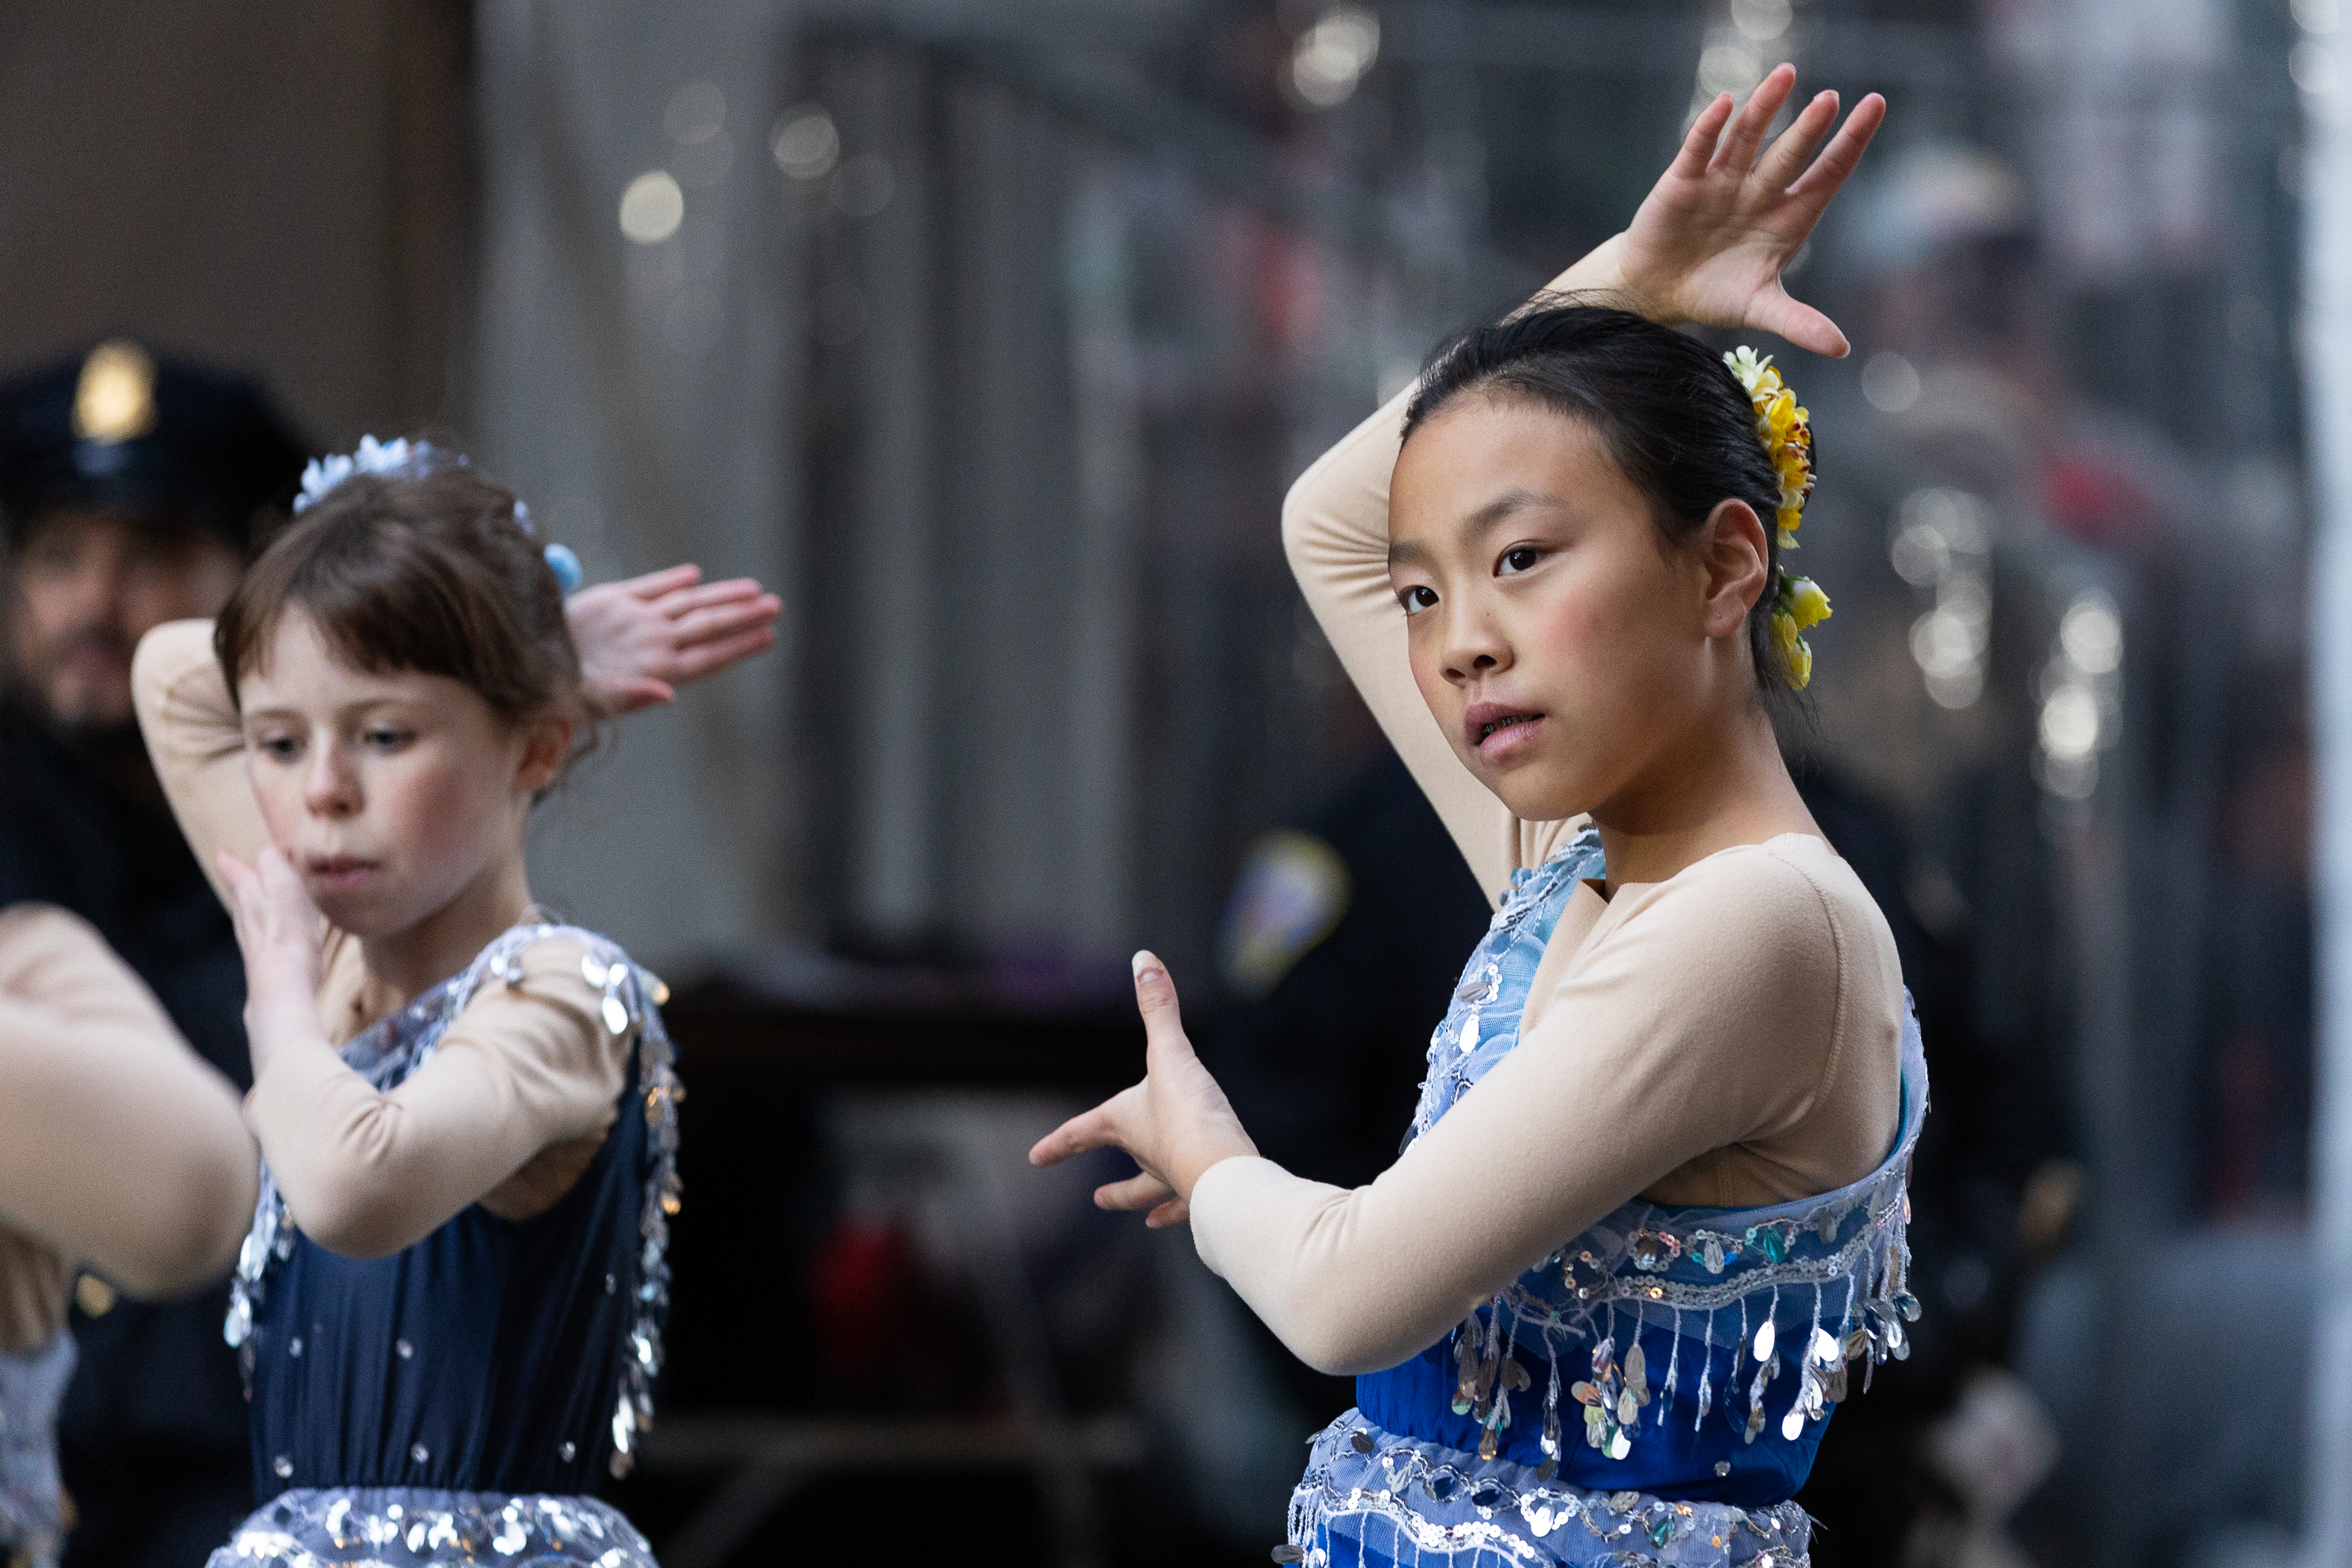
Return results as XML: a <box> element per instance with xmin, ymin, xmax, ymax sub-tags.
<box><xmin>1564</xmin><ymin>64</ymin><xmax>1886</xmax><ymax>358</ymax></box>
<box><xmin>218</xmin><ymin>847</ymin><xmax>327</xmax><ymax>1076</ymax></box>
<box><xmin>1028</xmin><ymin>952</ymin><xmax>1258</xmax><ymax>1228</ymax></box>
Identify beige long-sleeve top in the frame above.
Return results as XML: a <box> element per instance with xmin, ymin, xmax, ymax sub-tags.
<box><xmin>1185</xmin><ymin>382</ymin><xmax>1906</xmax><ymax>1377</ymax></box>
<box><xmin>0</xmin><ymin>905</ymin><xmax>257</xmax><ymax>1352</ymax></box>
<box><xmin>132</xmin><ymin>621</ymin><xmax>631</xmax><ymax>1261</ymax></box>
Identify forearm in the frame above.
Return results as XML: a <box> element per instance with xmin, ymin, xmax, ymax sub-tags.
<box><xmin>1188</xmin><ymin>877</ymin><xmax>1828</xmax><ymax>1374</ymax></box>
<box><xmin>1189</xmin><ymin>1099</ymin><xmax>1703</xmax><ymax>1377</ymax></box>
<box><xmin>0</xmin><ymin>997</ymin><xmax>256</xmax><ymax>1295</ymax></box>
<box><xmin>245</xmin><ymin>1042</ymin><xmax>521</xmax><ymax>1257</ymax></box>
<box><xmin>1281</xmin><ymin>387</ymin><xmax>1520</xmax><ymax>901</ymax></box>
<box><xmin>133</xmin><ymin>619</ymin><xmax>270</xmax><ymax>911</ymax></box>
<box><xmin>1279</xmin><ymin>237</ymin><xmax>1642</xmax><ymax>901</ymax></box>
<box><xmin>248</xmin><ymin>940</ymin><xmax>625</xmax><ymax>1257</ymax></box>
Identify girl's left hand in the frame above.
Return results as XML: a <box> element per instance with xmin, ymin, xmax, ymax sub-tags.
<box><xmin>1029</xmin><ymin>953</ymin><xmax>1259</xmax><ymax>1228</ymax></box>
<box><xmin>217</xmin><ymin>847</ymin><xmax>327</xmax><ymax>1076</ymax></box>
<box><xmin>567</xmin><ymin>564</ymin><xmax>784</xmax><ymax>716</ymax></box>
<box><xmin>1567</xmin><ymin>64</ymin><xmax>1885</xmax><ymax>358</ymax></box>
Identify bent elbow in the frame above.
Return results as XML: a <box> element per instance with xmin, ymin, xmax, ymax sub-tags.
<box><xmin>279</xmin><ymin>1176</ymin><xmax>418</xmax><ymax>1261</ymax></box>
<box><xmin>1283</xmin><ymin>1319</ymin><xmax>1410</xmax><ymax>1381</ymax></box>
<box><xmin>1279</xmin><ymin>485</ymin><xmax>1316</xmax><ymax>568</ymax></box>
<box><xmin>111</xmin><ymin>1154</ymin><xmax>259</xmax><ymax>1298</ymax></box>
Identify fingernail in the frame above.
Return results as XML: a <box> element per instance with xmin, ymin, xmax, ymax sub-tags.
<box><xmin>1131</xmin><ymin>949</ymin><xmax>1160</xmax><ymax>980</ymax></box>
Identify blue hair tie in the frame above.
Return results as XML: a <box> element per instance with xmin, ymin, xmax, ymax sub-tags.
<box><xmin>543</xmin><ymin>543</ymin><xmax>583</xmax><ymax>596</ymax></box>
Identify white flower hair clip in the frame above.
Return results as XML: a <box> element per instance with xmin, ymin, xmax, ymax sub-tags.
<box><xmin>291</xmin><ymin>436</ymin><xmax>584</xmax><ymax>595</ymax></box>
<box><xmin>292</xmin><ymin>435</ymin><xmax>466</xmax><ymax>514</ymax></box>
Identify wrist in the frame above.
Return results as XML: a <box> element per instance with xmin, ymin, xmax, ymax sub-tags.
<box><xmin>1548</xmin><ymin>232</ymin><xmax>1628</xmax><ymax>298</ymax></box>
<box><xmin>1548</xmin><ymin>232</ymin><xmax>1677</xmax><ymax>325</ymax></box>
<box><xmin>1172</xmin><ymin>1127</ymin><xmax>1258</xmax><ymax>1204</ymax></box>
<box><xmin>247</xmin><ymin>991</ymin><xmax>324</xmax><ymax>1070</ymax></box>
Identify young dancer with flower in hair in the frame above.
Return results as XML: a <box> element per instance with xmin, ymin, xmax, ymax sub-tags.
<box><xmin>1035</xmin><ymin>67</ymin><xmax>1913</xmax><ymax>1566</ymax></box>
<box><xmin>130</xmin><ymin>442</ymin><xmax>778</xmax><ymax>1568</ymax></box>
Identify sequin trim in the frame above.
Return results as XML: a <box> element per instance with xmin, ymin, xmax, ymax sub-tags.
<box><xmin>0</xmin><ymin>1334</ymin><xmax>75</xmax><ymax>1568</ymax></box>
<box><xmin>1289</xmin><ymin>1416</ymin><xmax>1809</xmax><ymax>1566</ymax></box>
<box><xmin>223</xmin><ymin>921</ymin><xmax>682</xmax><ymax>1482</ymax></box>
<box><xmin>204</xmin><ymin>1486</ymin><xmax>655</xmax><ymax>1568</ymax></box>
<box><xmin>1395</xmin><ymin>826</ymin><xmax>1929</xmax><ymax>1473</ymax></box>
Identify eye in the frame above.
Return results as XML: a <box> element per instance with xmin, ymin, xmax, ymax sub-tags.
<box><xmin>253</xmin><ymin>732</ymin><xmax>300</xmax><ymax>763</ymax></box>
<box><xmin>1497</xmin><ymin>546</ymin><xmax>1544</xmax><ymax>577</ymax></box>
<box><xmin>1397</xmin><ymin>584</ymin><xmax>1439</xmax><ymax>616</ymax></box>
<box><xmin>362</xmin><ymin>726</ymin><xmax>414</xmax><ymax>753</ymax></box>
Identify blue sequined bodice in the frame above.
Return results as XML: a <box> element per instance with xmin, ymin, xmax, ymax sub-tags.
<box><xmin>223</xmin><ymin>924</ymin><xmax>681</xmax><ymax>1504</ymax></box>
<box><xmin>1291</xmin><ymin>830</ymin><xmax>1928</xmax><ymax>1566</ymax></box>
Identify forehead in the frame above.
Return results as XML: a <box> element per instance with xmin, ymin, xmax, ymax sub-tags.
<box><xmin>237</xmin><ymin>608</ymin><xmax>469</xmax><ymax>710</ymax></box>
<box><xmin>14</xmin><ymin>506</ymin><xmax>212</xmax><ymax>555</ymax></box>
<box><xmin>1389</xmin><ymin>396</ymin><xmax>1644</xmax><ymax>543</ymax></box>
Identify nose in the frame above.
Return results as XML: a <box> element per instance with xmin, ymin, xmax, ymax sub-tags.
<box><xmin>1437</xmin><ymin>605</ymin><xmax>1512</xmax><ymax>686</ymax></box>
<box><xmin>58</xmin><ymin>552</ymin><xmax>129</xmax><ymax>623</ymax></box>
<box><xmin>301</xmin><ymin>739</ymin><xmax>361</xmax><ymax>819</ymax></box>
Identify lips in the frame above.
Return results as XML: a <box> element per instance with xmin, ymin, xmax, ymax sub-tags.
<box><xmin>303</xmin><ymin>855</ymin><xmax>380</xmax><ymax>895</ymax></box>
<box><xmin>1463</xmin><ymin>701</ymin><xmax>1545</xmax><ymax>762</ymax></box>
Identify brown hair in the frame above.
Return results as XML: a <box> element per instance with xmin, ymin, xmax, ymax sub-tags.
<box><xmin>213</xmin><ymin>466</ymin><xmax>584</xmax><ymax>733</ymax></box>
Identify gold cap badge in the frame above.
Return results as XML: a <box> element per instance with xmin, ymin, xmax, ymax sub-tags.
<box><xmin>73</xmin><ymin>339</ymin><xmax>158</xmax><ymax>445</ymax></box>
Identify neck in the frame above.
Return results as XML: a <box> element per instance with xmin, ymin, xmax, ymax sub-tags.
<box><xmin>359</xmin><ymin>849</ymin><xmax>537</xmax><ymax>1004</ymax></box>
<box><xmin>1591</xmin><ymin>699</ymin><xmax>1818</xmax><ymax>892</ymax></box>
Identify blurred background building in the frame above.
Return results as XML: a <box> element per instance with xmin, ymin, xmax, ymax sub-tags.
<box><xmin>2</xmin><ymin>1</ymin><xmax>2341</xmax><ymax>1564</ymax></box>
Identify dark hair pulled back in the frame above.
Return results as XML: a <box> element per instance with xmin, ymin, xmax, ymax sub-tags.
<box><xmin>1402</xmin><ymin>299</ymin><xmax>1801</xmax><ymax>695</ymax></box>
<box><xmin>214</xmin><ymin>463</ymin><xmax>586</xmax><ymax>731</ymax></box>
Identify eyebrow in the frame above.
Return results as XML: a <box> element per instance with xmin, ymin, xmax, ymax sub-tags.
<box><xmin>1388</xmin><ymin>487</ymin><xmax>1563</xmax><ymax>567</ymax></box>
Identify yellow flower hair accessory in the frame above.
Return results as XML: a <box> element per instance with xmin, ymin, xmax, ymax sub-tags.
<box><xmin>1726</xmin><ymin>346</ymin><xmax>1830</xmax><ymax>691</ymax></box>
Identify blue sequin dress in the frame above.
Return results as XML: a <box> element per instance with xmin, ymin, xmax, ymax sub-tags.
<box><xmin>205</xmin><ymin>922</ymin><xmax>681</xmax><ymax>1568</ymax></box>
<box><xmin>1287</xmin><ymin>830</ymin><xmax>1928</xmax><ymax>1568</ymax></box>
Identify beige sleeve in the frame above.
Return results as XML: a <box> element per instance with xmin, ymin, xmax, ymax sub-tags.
<box><xmin>132</xmin><ymin>619</ymin><xmax>267</xmax><ymax>912</ymax></box>
<box><xmin>244</xmin><ymin>937</ymin><xmax>629</xmax><ymax>1259</ymax></box>
<box><xmin>0</xmin><ymin>906</ymin><xmax>257</xmax><ymax>1308</ymax></box>
<box><xmin>1188</xmin><ymin>850</ymin><xmax>1849</xmax><ymax>1376</ymax></box>
<box><xmin>1279</xmin><ymin>250</ymin><xmax>1642</xmax><ymax>902</ymax></box>
<box><xmin>1281</xmin><ymin>387</ymin><xmax>1528</xmax><ymax>904</ymax></box>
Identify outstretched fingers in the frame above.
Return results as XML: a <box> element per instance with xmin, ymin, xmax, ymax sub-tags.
<box><xmin>1670</xmin><ymin>92</ymin><xmax>1737</xmax><ymax>182</ymax></box>
<box><xmin>1746</xmin><ymin>285</ymin><xmax>1849</xmax><ymax>360</ymax></box>
<box><xmin>1754</xmin><ymin>89</ymin><xmax>1839</xmax><ymax>191</ymax></box>
<box><xmin>659</xmin><ymin>577</ymin><xmax>772</xmax><ymax>621</ymax></box>
<box><xmin>1093</xmin><ymin>1170</ymin><xmax>1178</xmax><ymax>1214</ymax></box>
<box><xmin>662</xmin><ymin>630</ymin><xmax>776</xmax><ymax>685</ymax></box>
<box><xmin>1029</xmin><ymin>1087</ymin><xmax>1135</xmax><ymax>1169</ymax></box>
<box><xmin>1787</xmin><ymin>92</ymin><xmax>1886</xmax><ymax>207</ymax></box>
<box><xmin>1711</xmin><ymin>63</ymin><xmax>1796</xmax><ymax>175</ymax></box>
<box><xmin>1131</xmin><ymin>950</ymin><xmax>1197</xmax><ymax>1071</ymax></box>
<box><xmin>216</xmin><ymin>851</ymin><xmax>261</xmax><ymax>945</ymax></box>
<box><xmin>624</xmin><ymin>563</ymin><xmax>704</xmax><ymax>600</ymax></box>
<box><xmin>667</xmin><ymin>593</ymin><xmax>784</xmax><ymax>648</ymax></box>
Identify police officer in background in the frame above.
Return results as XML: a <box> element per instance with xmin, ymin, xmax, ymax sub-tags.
<box><xmin>0</xmin><ymin>340</ymin><xmax>307</xmax><ymax>1566</ymax></box>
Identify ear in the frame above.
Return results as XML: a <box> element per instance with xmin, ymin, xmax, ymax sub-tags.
<box><xmin>1696</xmin><ymin>498</ymin><xmax>1770</xmax><ymax>641</ymax></box>
<box><xmin>514</xmin><ymin>711</ymin><xmax>575</xmax><ymax>795</ymax></box>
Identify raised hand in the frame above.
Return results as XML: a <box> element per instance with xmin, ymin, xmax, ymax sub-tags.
<box><xmin>217</xmin><ymin>846</ymin><xmax>327</xmax><ymax>1077</ymax></box>
<box><xmin>1028</xmin><ymin>951</ymin><xmax>1258</xmax><ymax>1229</ymax></box>
<box><xmin>1565</xmin><ymin>64</ymin><xmax>1885</xmax><ymax>358</ymax></box>
<box><xmin>566</xmin><ymin>564</ymin><xmax>783</xmax><ymax>717</ymax></box>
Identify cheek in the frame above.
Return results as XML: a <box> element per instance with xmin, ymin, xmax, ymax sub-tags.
<box><xmin>1544</xmin><ymin>553</ymin><xmax>1688</xmax><ymax>684</ymax></box>
<box><xmin>248</xmin><ymin>760</ymin><xmax>305</xmax><ymax>844</ymax></box>
<box><xmin>383</xmin><ymin>757</ymin><xmax>510</xmax><ymax>869</ymax></box>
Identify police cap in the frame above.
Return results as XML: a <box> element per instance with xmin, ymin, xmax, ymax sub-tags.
<box><xmin>0</xmin><ymin>339</ymin><xmax>310</xmax><ymax>554</ymax></box>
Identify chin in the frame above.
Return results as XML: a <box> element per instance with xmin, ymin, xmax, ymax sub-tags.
<box><xmin>308</xmin><ymin>891</ymin><xmax>405</xmax><ymax>940</ymax></box>
<box><xmin>1478</xmin><ymin>754</ymin><xmax>1599</xmax><ymax>826</ymax></box>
